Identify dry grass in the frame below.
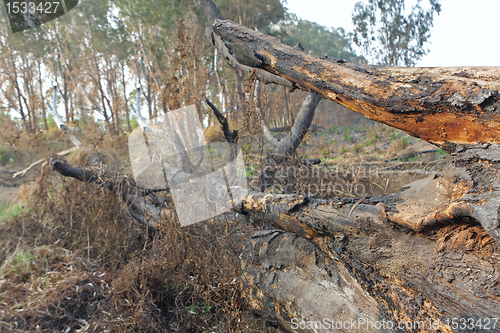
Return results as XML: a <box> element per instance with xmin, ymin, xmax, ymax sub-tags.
<box><xmin>0</xmin><ymin>146</ymin><xmax>264</xmax><ymax>332</ymax></box>
<box><xmin>204</xmin><ymin>124</ymin><xmax>226</xmax><ymax>143</ymax></box>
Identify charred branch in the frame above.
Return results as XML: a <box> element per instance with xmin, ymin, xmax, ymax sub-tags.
<box><xmin>50</xmin><ymin>158</ymin><xmax>169</xmax><ymax>227</ymax></box>
<box><xmin>212</xmin><ymin>19</ymin><xmax>500</xmax><ymax>150</ymax></box>
<box><xmin>205</xmin><ymin>99</ymin><xmax>238</xmax><ymax>144</ymax></box>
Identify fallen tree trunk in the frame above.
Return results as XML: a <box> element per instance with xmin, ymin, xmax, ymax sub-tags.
<box><xmin>211</xmin><ymin>20</ymin><xmax>500</xmax><ymax>150</ymax></box>
<box><xmin>209</xmin><ymin>13</ymin><xmax>500</xmax><ymax>274</ymax></box>
<box><xmin>50</xmin><ymin>158</ymin><xmax>500</xmax><ymax>332</ymax></box>
<box><xmin>242</xmin><ymin>222</ymin><xmax>499</xmax><ymax>332</ymax></box>
<box><xmin>45</xmin><ymin>4</ymin><xmax>500</xmax><ymax>331</ymax></box>
<box><xmin>200</xmin><ymin>12</ymin><xmax>500</xmax><ymax>332</ymax></box>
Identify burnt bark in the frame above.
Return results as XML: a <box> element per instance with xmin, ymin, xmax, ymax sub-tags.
<box><xmin>50</xmin><ymin>158</ymin><xmax>500</xmax><ymax>332</ymax></box>
<box><xmin>242</xmin><ymin>220</ymin><xmax>499</xmax><ymax>332</ymax></box>
<box><xmin>211</xmin><ymin>20</ymin><xmax>500</xmax><ymax>150</ymax></box>
<box><xmin>207</xmin><ymin>16</ymin><xmax>500</xmax><ymax>251</ymax></box>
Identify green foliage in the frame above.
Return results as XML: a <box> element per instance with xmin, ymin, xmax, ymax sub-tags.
<box><xmin>4</xmin><ymin>250</ymin><xmax>36</xmax><ymax>278</ymax></box>
<box><xmin>216</xmin><ymin>0</ymin><xmax>286</xmax><ymax>33</ymax></box>
<box><xmin>130</xmin><ymin>116</ymin><xmax>139</xmax><ymax>131</ymax></box>
<box><xmin>339</xmin><ymin>147</ymin><xmax>346</xmax><ymax>155</ymax></box>
<box><xmin>351</xmin><ymin>0</ymin><xmax>441</xmax><ymax>66</ymax></box>
<box><xmin>0</xmin><ymin>110</ymin><xmax>8</xmax><ymax>129</ymax></box>
<box><xmin>0</xmin><ymin>203</ymin><xmax>27</xmax><ymax>223</ymax></box>
<box><xmin>390</xmin><ymin>133</ymin><xmax>399</xmax><ymax>141</ymax></box>
<box><xmin>320</xmin><ymin>147</ymin><xmax>329</xmax><ymax>156</ymax></box>
<box><xmin>271</xmin><ymin>13</ymin><xmax>363</xmax><ymax>62</ymax></box>
<box><xmin>362</xmin><ymin>132</ymin><xmax>379</xmax><ymax>147</ymax></box>
<box><xmin>0</xmin><ymin>146</ymin><xmax>16</xmax><ymax>165</ymax></box>
<box><xmin>46</xmin><ymin>114</ymin><xmax>57</xmax><ymax>129</ymax></box>
<box><xmin>436</xmin><ymin>149</ymin><xmax>449</xmax><ymax>158</ymax></box>
<box><xmin>246</xmin><ymin>163</ymin><xmax>259</xmax><ymax>178</ymax></box>
<box><xmin>186</xmin><ymin>302</ymin><xmax>213</xmax><ymax>314</ymax></box>
<box><xmin>343</xmin><ymin>132</ymin><xmax>351</xmax><ymax>141</ymax></box>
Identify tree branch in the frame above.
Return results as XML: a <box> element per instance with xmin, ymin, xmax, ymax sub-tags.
<box><xmin>212</xmin><ymin>19</ymin><xmax>500</xmax><ymax>150</ymax></box>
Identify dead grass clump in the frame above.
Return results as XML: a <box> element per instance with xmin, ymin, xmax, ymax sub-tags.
<box><xmin>27</xmin><ymin>171</ymin><xmax>145</xmax><ymax>270</ymax></box>
<box><xmin>1</xmin><ymin>151</ymin><xmax>254</xmax><ymax>332</ymax></box>
<box><xmin>388</xmin><ymin>137</ymin><xmax>410</xmax><ymax>155</ymax></box>
<box><xmin>0</xmin><ymin>117</ymin><xmax>21</xmax><ymax>146</ymax></box>
<box><xmin>204</xmin><ymin>124</ymin><xmax>225</xmax><ymax>143</ymax></box>
<box><xmin>0</xmin><ymin>245</ymin><xmax>110</xmax><ymax>332</ymax></box>
<box><xmin>102</xmin><ymin>218</ymin><xmax>249</xmax><ymax>332</ymax></box>
<box><xmin>42</xmin><ymin>126</ymin><xmax>65</xmax><ymax>141</ymax></box>
<box><xmin>65</xmin><ymin>146</ymin><xmax>124</xmax><ymax>171</ymax></box>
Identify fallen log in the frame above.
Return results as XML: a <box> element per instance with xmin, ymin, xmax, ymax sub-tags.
<box><xmin>243</xmin><ymin>222</ymin><xmax>499</xmax><ymax>332</ymax></box>
<box><xmin>50</xmin><ymin>158</ymin><xmax>500</xmax><ymax>332</ymax></box>
<box><xmin>199</xmin><ymin>12</ymin><xmax>500</xmax><ymax>332</ymax></box>
<box><xmin>211</xmin><ymin>20</ymin><xmax>500</xmax><ymax>150</ymax></box>
<box><xmin>208</xmin><ymin>17</ymin><xmax>500</xmax><ymax>249</ymax></box>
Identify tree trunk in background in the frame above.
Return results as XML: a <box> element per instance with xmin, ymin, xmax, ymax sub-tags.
<box><xmin>37</xmin><ymin>61</ymin><xmax>48</xmax><ymax>131</ymax></box>
<box><xmin>121</xmin><ymin>64</ymin><xmax>132</xmax><ymax>133</ymax></box>
<box><xmin>232</xmin><ymin>64</ymin><xmax>247</xmax><ymax>120</ymax></box>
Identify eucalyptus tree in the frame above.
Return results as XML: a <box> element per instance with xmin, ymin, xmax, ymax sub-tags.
<box><xmin>0</xmin><ymin>10</ymin><xmax>48</xmax><ymax>134</ymax></box>
<box><xmin>351</xmin><ymin>0</ymin><xmax>441</xmax><ymax>66</ymax></box>
<box><xmin>271</xmin><ymin>13</ymin><xmax>363</xmax><ymax>62</ymax></box>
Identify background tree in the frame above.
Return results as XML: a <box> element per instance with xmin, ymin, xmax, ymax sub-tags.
<box><xmin>0</xmin><ymin>0</ymin><xmax>365</xmax><ymax>135</ymax></box>
<box><xmin>351</xmin><ymin>0</ymin><xmax>441</xmax><ymax>66</ymax></box>
<box><xmin>271</xmin><ymin>13</ymin><xmax>363</xmax><ymax>62</ymax></box>
<box><xmin>215</xmin><ymin>0</ymin><xmax>285</xmax><ymax>33</ymax></box>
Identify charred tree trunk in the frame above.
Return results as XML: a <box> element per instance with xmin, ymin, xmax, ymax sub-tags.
<box><xmin>207</xmin><ymin>17</ymin><xmax>500</xmax><ymax>243</ymax></box>
<box><xmin>198</xmin><ymin>7</ymin><xmax>500</xmax><ymax>332</ymax></box>
<box><xmin>211</xmin><ymin>20</ymin><xmax>500</xmax><ymax>151</ymax></box>
<box><xmin>50</xmin><ymin>157</ymin><xmax>500</xmax><ymax>332</ymax></box>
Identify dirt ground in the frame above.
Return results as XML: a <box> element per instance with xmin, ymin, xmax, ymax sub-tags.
<box><xmin>0</xmin><ymin>163</ymin><xmax>37</xmax><ymax>208</ymax></box>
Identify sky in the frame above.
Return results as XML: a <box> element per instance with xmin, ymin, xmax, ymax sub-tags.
<box><xmin>284</xmin><ymin>0</ymin><xmax>500</xmax><ymax>67</ymax></box>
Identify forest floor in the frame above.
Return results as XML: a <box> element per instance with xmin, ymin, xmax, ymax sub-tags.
<box><xmin>0</xmin><ymin>122</ymin><xmax>449</xmax><ymax>332</ymax></box>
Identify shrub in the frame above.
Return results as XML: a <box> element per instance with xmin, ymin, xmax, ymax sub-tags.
<box><xmin>0</xmin><ymin>146</ymin><xmax>16</xmax><ymax>165</ymax></box>
<box><xmin>46</xmin><ymin>114</ymin><xmax>57</xmax><ymax>129</ymax></box>
<box><xmin>130</xmin><ymin>116</ymin><xmax>140</xmax><ymax>131</ymax></box>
